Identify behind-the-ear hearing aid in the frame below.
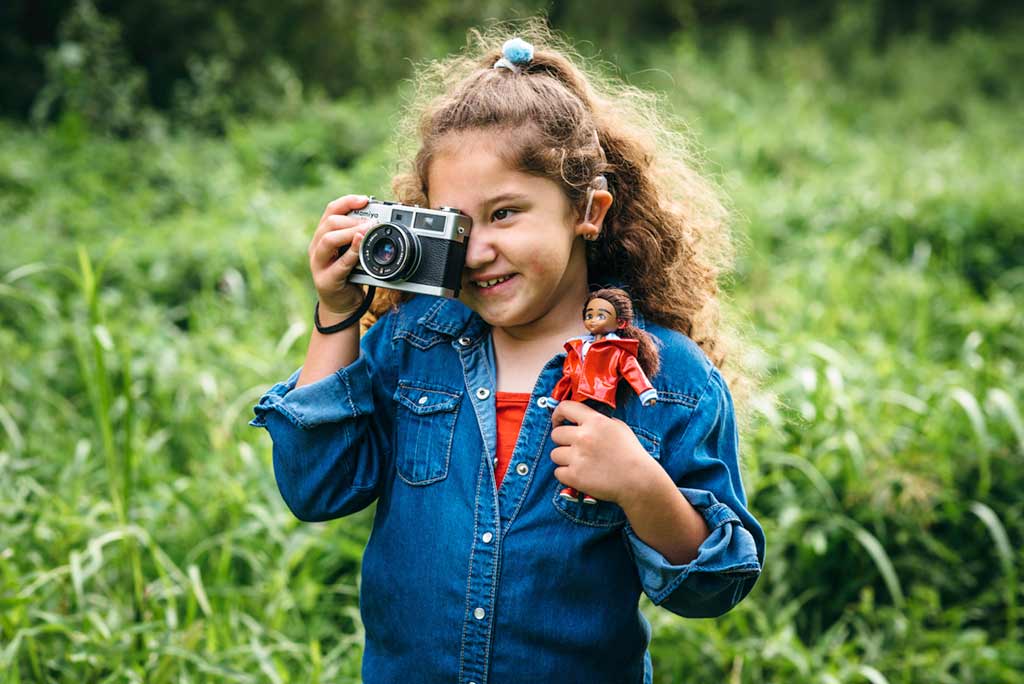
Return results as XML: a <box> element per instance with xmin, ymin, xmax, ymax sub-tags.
<box><xmin>583</xmin><ymin>175</ymin><xmax>608</xmax><ymax>225</ymax></box>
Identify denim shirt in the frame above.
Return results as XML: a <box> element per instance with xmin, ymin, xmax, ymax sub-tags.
<box><xmin>249</xmin><ymin>295</ymin><xmax>765</xmax><ymax>684</ymax></box>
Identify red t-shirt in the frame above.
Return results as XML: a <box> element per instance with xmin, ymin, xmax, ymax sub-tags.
<box><xmin>494</xmin><ymin>391</ymin><xmax>531</xmax><ymax>489</ymax></box>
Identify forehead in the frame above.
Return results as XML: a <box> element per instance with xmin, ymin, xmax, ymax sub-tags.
<box><xmin>585</xmin><ymin>298</ymin><xmax>616</xmax><ymax>315</ymax></box>
<box><xmin>426</xmin><ymin>130</ymin><xmax>566</xmax><ymax>211</ymax></box>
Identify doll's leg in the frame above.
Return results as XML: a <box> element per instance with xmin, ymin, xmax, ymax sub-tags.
<box><xmin>558</xmin><ymin>486</ymin><xmax>597</xmax><ymax>505</ymax></box>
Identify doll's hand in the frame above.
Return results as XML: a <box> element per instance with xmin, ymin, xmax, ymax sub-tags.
<box><xmin>549</xmin><ymin>401</ymin><xmax>663</xmax><ymax>506</ymax></box>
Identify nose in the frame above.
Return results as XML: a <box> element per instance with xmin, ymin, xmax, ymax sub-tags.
<box><xmin>463</xmin><ymin>225</ymin><xmax>496</xmax><ymax>271</ymax></box>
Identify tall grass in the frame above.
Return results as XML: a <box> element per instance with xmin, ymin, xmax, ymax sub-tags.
<box><xmin>1</xmin><ymin>25</ymin><xmax>1021</xmax><ymax>682</ymax></box>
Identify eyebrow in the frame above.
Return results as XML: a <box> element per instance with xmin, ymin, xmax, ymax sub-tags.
<box><xmin>434</xmin><ymin>193</ymin><xmax>529</xmax><ymax>214</ymax></box>
<box><xmin>585</xmin><ymin>305</ymin><xmax>615</xmax><ymax>315</ymax></box>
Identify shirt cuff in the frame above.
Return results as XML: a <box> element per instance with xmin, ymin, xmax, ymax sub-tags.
<box><xmin>249</xmin><ymin>357</ymin><xmax>376</xmax><ymax>430</ymax></box>
<box><xmin>639</xmin><ymin>388</ymin><xmax>658</xmax><ymax>406</ymax></box>
<box><xmin>623</xmin><ymin>487</ymin><xmax>761</xmax><ymax>606</ymax></box>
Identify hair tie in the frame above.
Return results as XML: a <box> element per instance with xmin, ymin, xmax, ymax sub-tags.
<box><xmin>493</xmin><ymin>37</ymin><xmax>534</xmax><ymax>74</ymax></box>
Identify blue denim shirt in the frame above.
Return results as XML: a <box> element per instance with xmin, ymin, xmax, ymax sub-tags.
<box><xmin>250</xmin><ymin>295</ymin><xmax>765</xmax><ymax>684</ymax></box>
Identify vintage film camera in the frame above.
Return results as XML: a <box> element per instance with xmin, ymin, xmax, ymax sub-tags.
<box><xmin>346</xmin><ymin>199</ymin><xmax>472</xmax><ymax>298</ymax></box>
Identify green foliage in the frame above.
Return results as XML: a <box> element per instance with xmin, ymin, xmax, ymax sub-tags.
<box><xmin>31</xmin><ymin>0</ymin><xmax>150</xmax><ymax>136</ymax></box>
<box><xmin>1</xmin><ymin>23</ymin><xmax>1022</xmax><ymax>682</ymax></box>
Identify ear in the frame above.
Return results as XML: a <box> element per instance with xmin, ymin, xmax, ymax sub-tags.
<box><xmin>617</xmin><ymin>319</ymin><xmax>627</xmax><ymax>329</ymax></box>
<box><xmin>574</xmin><ymin>190</ymin><xmax>613</xmax><ymax>241</ymax></box>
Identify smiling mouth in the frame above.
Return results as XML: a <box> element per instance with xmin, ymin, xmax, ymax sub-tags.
<box><xmin>473</xmin><ymin>274</ymin><xmax>515</xmax><ymax>289</ymax></box>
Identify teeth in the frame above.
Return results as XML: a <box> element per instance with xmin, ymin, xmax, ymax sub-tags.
<box><xmin>478</xmin><ymin>275</ymin><xmax>513</xmax><ymax>288</ymax></box>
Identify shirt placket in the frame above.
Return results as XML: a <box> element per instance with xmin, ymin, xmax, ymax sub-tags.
<box><xmin>455</xmin><ymin>333</ymin><xmax>501</xmax><ymax>684</ymax></box>
<box><xmin>495</xmin><ymin>355</ymin><xmax>566</xmax><ymax>532</ymax></box>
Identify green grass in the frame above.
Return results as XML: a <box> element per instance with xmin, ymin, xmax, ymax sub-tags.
<box><xmin>1</xmin><ymin>26</ymin><xmax>1022</xmax><ymax>682</ymax></box>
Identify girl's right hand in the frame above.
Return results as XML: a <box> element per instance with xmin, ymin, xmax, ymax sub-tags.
<box><xmin>308</xmin><ymin>194</ymin><xmax>374</xmax><ymax>318</ymax></box>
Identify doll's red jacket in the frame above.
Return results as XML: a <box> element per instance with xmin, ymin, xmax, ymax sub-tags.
<box><xmin>551</xmin><ymin>337</ymin><xmax>655</xmax><ymax>409</ymax></box>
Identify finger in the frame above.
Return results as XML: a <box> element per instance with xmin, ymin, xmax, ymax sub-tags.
<box><xmin>311</xmin><ymin>196</ymin><xmax>370</xmax><ymax>247</ymax></box>
<box><xmin>323</xmin><ymin>231</ymin><xmax>365</xmax><ymax>280</ymax></box>
<box><xmin>310</xmin><ymin>213</ymin><xmax>368</xmax><ymax>253</ymax></box>
<box><xmin>312</xmin><ymin>224</ymin><xmax>370</xmax><ymax>271</ymax></box>
<box><xmin>552</xmin><ymin>465</ymin><xmax>572</xmax><ymax>486</ymax></box>
<box><xmin>549</xmin><ymin>424</ymin><xmax>580</xmax><ymax>446</ymax></box>
<box><xmin>549</xmin><ymin>446</ymin><xmax>573</xmax><ymax>466</ymax></box>
<box><xmin>551</xmin><ymin>400</ymin><xmax>599</xmax><ymax>428</ymax></box>
<box><xmin>319</xmin><ymin>194</ymin><xmax>369</xmax><ymax>225</ymax></box>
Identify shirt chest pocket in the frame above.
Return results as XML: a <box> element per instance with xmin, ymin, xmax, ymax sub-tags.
<box><xmin>394</xmin><ymin>382</ymin><xmax>463</xmax><ymax>486</ymax></box>
<box><xmin>551</xmin><ymin>425</ymin><xmax>661</xmax><ymax>528</ymax></box>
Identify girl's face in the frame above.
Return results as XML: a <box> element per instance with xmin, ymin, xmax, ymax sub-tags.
<box><xmin>428</xmin><ymin>130</ymin><xmax>594</xmax><ymax>338</ymax></box>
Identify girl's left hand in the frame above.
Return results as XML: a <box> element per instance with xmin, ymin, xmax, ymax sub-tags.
<box><xmin>549</xmin><ymin>401</ymin><xmax>662</xmax><ymax>506</ymax></box>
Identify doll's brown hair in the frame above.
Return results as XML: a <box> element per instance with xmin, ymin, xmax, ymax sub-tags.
<box><xmin>586</xmin><ymin>288</ymin><xmax>660</xmax><ymax>378</ymax></box>
<box><xmin>368</xmin><ymin>19</ymin><xmax>754</xmax><ymax>408</ymax></box>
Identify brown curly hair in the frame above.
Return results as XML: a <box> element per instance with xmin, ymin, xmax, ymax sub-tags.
<box><xmin>364</xmin><ymin>19</ymin><xmax>755</xmax><ymax>410</ymax></box>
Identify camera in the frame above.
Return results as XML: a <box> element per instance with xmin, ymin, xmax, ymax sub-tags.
<box><xmin>346</xmin><ymin>198</ymin><xmax>472</xmax><ymax>298</ymax></box>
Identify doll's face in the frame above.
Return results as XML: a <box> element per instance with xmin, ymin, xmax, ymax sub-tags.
<box><xmin>584</xmin><ymin>298</ymin><xmax>620</xmax><ymax>335</ymax></box>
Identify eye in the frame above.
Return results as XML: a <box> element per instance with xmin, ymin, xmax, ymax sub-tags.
<box><xmin>492</xmin><ymin>207</ymin><xmax>516</xmax><ymax>222</ymax></box>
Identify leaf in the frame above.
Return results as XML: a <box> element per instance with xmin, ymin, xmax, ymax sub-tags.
<box><xmin>833</xmin><ymin>515</ymin><xmax>905</xmax><ymax>608</ymax></box>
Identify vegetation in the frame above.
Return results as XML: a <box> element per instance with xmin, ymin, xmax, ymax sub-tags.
<box><xmin>1</xmin><ymin>10</ymin><xmax>1021</xmax><ymax>683</ymax></box>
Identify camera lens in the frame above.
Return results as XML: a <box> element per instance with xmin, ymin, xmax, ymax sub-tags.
<box><xmin>358</xmin><ymin>222</ymin><xmax>419</xmax><ymax>281</ymax></box>
<box><xmin>372</xmin><ymin>237</ymin><xmax>397</xmax><ymax>266</ymax></box>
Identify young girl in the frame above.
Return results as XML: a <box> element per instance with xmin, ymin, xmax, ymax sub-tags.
<box><xmin>251</xmin><ymin>26</ymin><xmax>764</xmax><ymax>684</ymax></box>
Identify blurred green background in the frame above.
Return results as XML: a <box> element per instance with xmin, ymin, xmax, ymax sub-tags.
<box><xmin>1</xmin><ymin>1</ymin><xmax>1022</xmax><ymax>681</ymax></box>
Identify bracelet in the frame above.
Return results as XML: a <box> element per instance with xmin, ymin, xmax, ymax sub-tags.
<box><xmin>314</xmin><ymin>286</ymin><xmax>376</xmax><ymax>334</ymax></box>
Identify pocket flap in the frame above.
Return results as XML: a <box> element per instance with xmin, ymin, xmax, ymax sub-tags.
<box><xmin>396</xmin><ymin>383</ymin><xmax>462</xmax><ymax>415</ymax></box>
<box><xmin>630</xmin><ymin>424</ymin><xmax>661</xmax><ymax>461</ymax></box>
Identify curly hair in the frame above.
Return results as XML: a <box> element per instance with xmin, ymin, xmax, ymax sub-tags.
<box><xmin>365</xmin><ymin>19</ymin><xmax>755</xmax><ymax>411</ymax></box>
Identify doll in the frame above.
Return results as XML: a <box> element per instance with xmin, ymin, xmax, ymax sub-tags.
<box><xmin>549</xmin><ymin>288</ymin><xmax>661</xmax><ymax>504</ymax></box>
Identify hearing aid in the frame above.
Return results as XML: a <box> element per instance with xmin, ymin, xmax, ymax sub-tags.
<box><xmin>583</xmin><ymin>175</ymin><xmax>608</xmax><ymax>227</ymax></box>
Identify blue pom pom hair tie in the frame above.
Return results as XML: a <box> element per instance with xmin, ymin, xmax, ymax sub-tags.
<box><xmin>493</xmin><ymin>37</ymin><xmax>534</xmax><ymax>74</ymax></box>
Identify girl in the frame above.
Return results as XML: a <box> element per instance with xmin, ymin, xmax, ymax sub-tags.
<box><xmin>251</xmin><ymin>26</ymin><xmax>765</xmax><ymax>684</ymax></box>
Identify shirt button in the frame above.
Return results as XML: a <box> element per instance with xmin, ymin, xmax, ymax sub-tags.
<box><xmin>474</xmin><ymin>607</ymin><xmax>485</xmax><ymax>620</ymax></box>
<box><xmin>475</xmin><ymin>387</ymin><xmax>491</xmax><ymax>400</ymax></box>
<box><xmin>515</xmin><ymin>463</ymin><xmax>529</xmax><ymax>476</ymax></box>
<box><xmin>536</xmin><ymin>396</ymin><xmax>548</xmax><ymax>408</ymax></box>
<box><xmin>458</xmin><ymin>336</ymin><xmax>472</xmax><ymax>346</ymax></box>
<box><xmin>417</xmin><ymin>395</ymin><xmax>428</xmax><ymax>405</ymax></box>
<box><xmin>482</xmin><ymin>532</ymin><xmax>493</xmax><ymax>543</ymax></box>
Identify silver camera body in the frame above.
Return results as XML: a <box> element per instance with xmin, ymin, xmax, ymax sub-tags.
<box><xmin>347</xmin><ymin>198</ymin><xmax>472</xmax><ymax>298</ymax></box>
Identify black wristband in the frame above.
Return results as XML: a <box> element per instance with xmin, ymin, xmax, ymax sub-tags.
<box><xmin>314</xmin><ymin>286</ymin><xmax>376</xmax><ymax>334</ymax></box>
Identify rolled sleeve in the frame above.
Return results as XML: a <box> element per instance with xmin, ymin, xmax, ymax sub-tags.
<box><xmin>638</xmin><ymin>388</ymin><xmax>658</xmax><ymax>406</ymax></box>
<box><xmin>625</xmin><ymin>369</ymin><xmax>765</xmax><ymax>618</ymax></box>
<box><xmin>247</xmin><ymin>312</ymin><xmax>396</xmax><ymax>522</ymax></box>
<box><xmin>249</xmin><ymin>355</ymin><xmax>376</xmax><ymax>430</ymax></box>
<box><xmin>624</xmin><ymin>488</ymin><xmax>762</xmax><ymax>617</ymax></box>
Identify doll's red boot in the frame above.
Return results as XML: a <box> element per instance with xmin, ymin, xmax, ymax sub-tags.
<box><xmin>559</xmin><ymin>487</ymin><xmax>579</xmax><ymax>501</ymax></box>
